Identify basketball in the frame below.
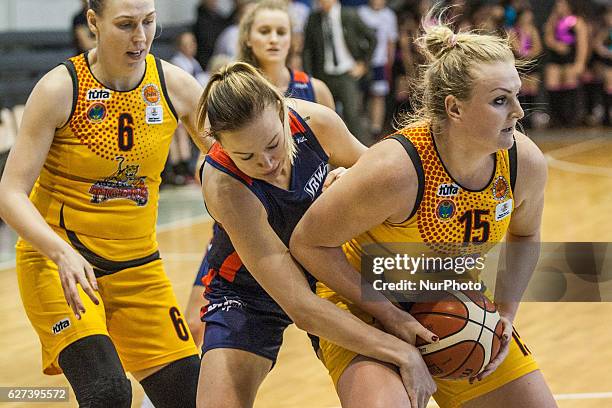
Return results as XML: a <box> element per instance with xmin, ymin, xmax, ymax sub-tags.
<box><xmin>407</xmin><ymin>290</ymin><xmax>503</xmax><ymax>380</ymax></box>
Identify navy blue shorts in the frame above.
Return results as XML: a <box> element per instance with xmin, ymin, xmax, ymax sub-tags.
<box><xmin>201</xmin><ymin>290</ymin><xmax>293</xmax><ymax>362</ymax></box>
<box><xmin>194</xmin><ymin>254</ymin><xmax>208</xmax><ymax>286</ymax></box>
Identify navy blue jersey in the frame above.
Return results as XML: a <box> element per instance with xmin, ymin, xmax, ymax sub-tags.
<box><xmin>285</xmin><ymin>69</ymin><xmax>316</xmax><ymax>102</ymax></box>
<box><xmin>201</xmin><ymin>108</ymin><xmax>328</xmax><ymax>303</ymax></box>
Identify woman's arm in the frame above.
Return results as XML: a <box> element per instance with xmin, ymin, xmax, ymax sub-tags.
<box><xmin>528</xmin><ymin>26</ymin><xmax>543</xmax><ymax>58</ymax></box>
<box><xmin>475</xmin><ymin>132</ymin><xmax>547</xmax><ymax>381</ymax></box>
<box><xmin>202</xmin><ymin>165</ymin><xmax>418</xmax><ymax>369</ymax></box>
<box><xmin>0</xmin><ymin>66</ymin><xmax>99</xmax><ymax>317</ymax></box>
<box><xmin>290</xmin><ymin>139</ymin><xmax>438</xmax><ymax>344</ymax></box>
<box><xmin>572</xmin><ymin>18</ymin><xmax>589</xmax><ymax>74</ymax></box>
<box><xmin>162</xmin><ymin>60</ymin><xmax>212</xmax><ymax>153</ymax></box>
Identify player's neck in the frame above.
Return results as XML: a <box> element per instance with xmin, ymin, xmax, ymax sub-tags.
<box><xmin>262</xmin><ymin>63</ymin><xmax>290</xmax><ymax>94</ymax></box>
<box><xmin>434</xmin><ymin>129</ymin><xmax>495</xmax><ymax>190</ymax></box>
<box><xmin>88</xmin><ymin>48</ymin><xmax>146</xmax><ymax>91</ymax></box>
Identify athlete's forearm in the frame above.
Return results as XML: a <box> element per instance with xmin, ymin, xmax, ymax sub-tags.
<box><xmin>495</xmin><ymin>232</ymin><xmax>541</xmax><ymax>321</ymax></box>
<box><xmin>294</xmin><ymin>291</ymin><xmax>412</xmax><ymax>368</ymax></box>
<box><xmin>0</xmin><ymin>189</ymin><xmax>73</xmax><ymax>263</ymax></box>
<box><xmin>290</xmin><ymin>244</ymin><xmax>404</xmax><ymax>329</ymax></box>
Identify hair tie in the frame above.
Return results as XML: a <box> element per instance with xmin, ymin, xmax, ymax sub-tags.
<box><xmin>449</xmin><ymin>33</ymin><xmax>458</xmax><ymax>47</ymax></box>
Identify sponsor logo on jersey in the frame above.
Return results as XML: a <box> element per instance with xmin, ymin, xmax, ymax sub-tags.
<box><xmin>492</xmin><ymin>176</ymin><xmax>509</xmax><ymax>200</ymax></box>
<box><xmin>436</xmin><ymin>199</ymin><xmax>456</xmax><ymax>220</ymax></box>
<box><xmin>495</xmin><ymin>199</ymin><xmax>513</xmax><ymax>221</ymax></box>
<box><xmin>89</xmin><ymin>156</ymin><xmax>148</xmax><ymax>206</ymax></box>
<box><xmin>295</xmin><ymin>136</ymin><xmax>307</xmax><ymax>144</ymax></box>
<box><xmin>293</xmin><ymin>82</ymin><xmax>309</xmax><ymax>89</ymax></box>
<box><xmin>145</xmin><ymin>105</ymin><xmax>163</xmax><ymax>124</ymax></box>
<box><xmin>86</xmin><ymin>88</ymin><xmax>112</xmax><ymax>101</ymax></box>
<box><xmin>436</xmin><ymin>183</ymin><xmax>460</xmax><ymax>197</ymax></box>
<box><xmin>87</xmin><ymin>102</ymin><xmax>107</xmax><ymax>123</ymax></box>
<box><xmin>205</xmin><ymin>298</ymin><xmax>245</xmax><ymax>313</ymax></box>
<box><xmin>142</xmin><ymin>83</ymin><xmax>161</xmax><ymax>105</ymax></box>
<box><xmin>52</xmin><ymin>318</ymin><xmax>71</xmax><ymax>335</ymax></box>
<box><xmin>304</xmin><ymin>163</ymin><xmax>329</xmax><ymax>199</ymax></box>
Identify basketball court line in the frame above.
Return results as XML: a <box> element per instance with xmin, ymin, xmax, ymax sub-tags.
<box><xmin>0</xmin><ymin>213</ymin><xmax>213</xmax><ymax>271</ymax></box>
<box><xmin>543</xmin><ymin>136</ymin><xmax>612</xmax><ymax>177</ymax></box>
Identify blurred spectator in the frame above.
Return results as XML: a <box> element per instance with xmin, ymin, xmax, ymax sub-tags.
<box><xmin>162</xmin><ymin>32</ymin><xmax>208</xmax><ymax>186</ymax></box>
<box><xmin>303</xmin><ymin>0</ymin><xmax>376</xmax><ymax>144</ymax></box>
<box><xmin>72</xmin><ymin>0</ymin><xmax>95</xmax><ymax>54</ymax></box>
<box><xmin>544</xmin><ymin>0</ymin><xmax>588</xmax><ymax>127</ymax></box>
<box><xmin>391</xmin><ymin>11</ymin><xmax>420</xmax><ymax>120</ymax></box>
<box><xmin>509</xmin><ymin>7</ymin><xmax>543</xmax><ymax>128</ymax></box>
<box><xmin>213</xmin><ymin>0</ymin><xmax>257</xmax><ymax>60</ymax></box>
<box><xmin>193</xmin><ymin>0</ymin><xmax>231</xmax><ymax>70</ymax></box>
<box><xmin>0</xmin><ymin>102</ymin><xmax>16</xmax><ymax>195</ymax></box>
<box><xmin>358</xmin><ymin>0</ymin><xmax>398</xmax><ymax>139</ymax></box>
<box><xmin>592</xmin><ymin>5</ymin><xmax>612</xmax><ymax>126</ymax></box>
<box><xmin>288</xmin><ymin>0</ymin><xmax>312</xmax><ymax>69</ymax></box>
<box><xmin>171</xmin><ymin>32</ymin><xmax>207</xmax><ymax>84</ymax></box>
<box><xmin>468</xmin><ymin>1</ymin><xmax>505</xmax><ymax>35</ymax></box>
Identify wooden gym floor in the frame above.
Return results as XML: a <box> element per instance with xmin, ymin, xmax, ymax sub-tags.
<box><xmin>0</xmin><ymin>127</ymin><xmax>610</xmax><ymax>407</ymax></box>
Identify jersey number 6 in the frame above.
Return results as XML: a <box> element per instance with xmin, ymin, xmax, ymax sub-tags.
<box><xmin>118</xmin><ymin>113</ymin><xmax>134</xmax><ymax>151</ymax></box>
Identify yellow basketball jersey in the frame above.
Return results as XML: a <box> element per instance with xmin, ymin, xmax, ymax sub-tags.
<box><xmin>343</xmin><ymin>125</ymin><xmax>516</xmax><ymax>273</ymax></box>
<box><xmin>17</xmin><ymin>52</ymin><xmax>178</xmax><ymax>262</ymax></box>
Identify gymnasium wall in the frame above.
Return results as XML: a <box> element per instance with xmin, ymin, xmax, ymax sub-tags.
<box><xmin>0</xmin><ymin>0</ymin><xmax>201</xmax><ymax>32</ymax></box>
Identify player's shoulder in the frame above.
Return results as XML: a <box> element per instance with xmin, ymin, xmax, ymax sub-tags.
<box><xmin>26</xmin><ymin>65</ymin><xmax>74</xmax><ymax>127</ymax></box>
<box><xmin>513</xmin><ymin>131</ymin><xmax>546</xmax><ymax>171</ymax></box>
<box><xmin>36</xmin><ymin>64</ymin><xmax>74</xmax><ymax>99</ymax></box>
<box><xmin>202</xmin><ymin>160</ymin><xmax>260</xmax><ymax>221</ymax></box>
<box><xmin>513</xmin><ymin>130</ymin><xmax>547</xmax><ymax>193</ymax></box>
<box><xmin>288</xmin><ymin>98</ymin><xmax>334</xmax><ymax>128</ymax></box>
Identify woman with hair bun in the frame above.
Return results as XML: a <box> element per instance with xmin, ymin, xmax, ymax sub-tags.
<box><xmin>291</xmin><ymin>6</ymin><xmax>557</xmax><ymax>408</ymax></box>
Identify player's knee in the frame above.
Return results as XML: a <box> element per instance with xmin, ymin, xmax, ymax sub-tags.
<box><xmin>140</xmin><ymin>355</ymin><xmax>200</xmax><ymax>408</ymax></box>
<box><xmin>89</xmin><ymin>375</ymin><xmax>132</xmax><ymax>408</ymax></box>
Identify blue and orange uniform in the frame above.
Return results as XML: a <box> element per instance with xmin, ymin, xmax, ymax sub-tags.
<box><xmin>198</xmin><ymin>109</ymin><xmax>327</xmax><ymax>361</ymax></box>
<box><xmin>16</xmin><ymin>52</ymin><xmax>198</xmax><ymax>375</ymax></box>
<box><xmin>316</xmin><ymin>127</ymin><xmax>539</xmax><ymax>408</ymax></box>
<box><xmin>193</xmin><ymin>68</ymin><xmax>316</xmax><ymax>287</ymax></box>
<box><xmin>286</xmin><ymin>69</ymin><xmax>317</xmax><ymax>102</ymax></box>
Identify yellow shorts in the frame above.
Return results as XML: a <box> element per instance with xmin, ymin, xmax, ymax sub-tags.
<box><xmin>316</xmin><ymin>283</ymin><xmax>539</xmax><ymax>408</ymax></box>
<box><xmin>17</xmin><ymin>245</ymin><xmax>198</xmax><ymax>375</ymax></box>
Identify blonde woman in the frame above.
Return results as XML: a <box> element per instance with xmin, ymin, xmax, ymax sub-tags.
<box><xmin>0</xmin><ymin>0</ymin><xmax>206</xmax><ymax>406</ymax></box>
<box><xmin>291</xmin><ymin>8</ymin><xmax>557</xmax><ymax>408</ymax></box>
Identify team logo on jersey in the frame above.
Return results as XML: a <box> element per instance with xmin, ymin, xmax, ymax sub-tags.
<box><xmin>87</xmin><ymin>102</ymin><xmax>107</xmax><ymax>123</ymax></box>
<box><xmin>142</xmin><ymin>83</ymin><xmax>161</xmax><ymax>105</ymax></box>
<box><xmin>86</xmin><ymin>88</ymin><xmax>112</xmax><ymax>101</ymax></box>
<box><xmin>51</xmin><ymin>318</ymin><xmax>71</xmax><ymax>335</ymax></box>
<box><xmin>437</xmin><ymin>183</ymin><xmax>460</xmax><ymax>197</ymax></box>
<box><xmin>89</xmin><ymin>156</ymin><xmax>148</xmax><ymax>206</ymax></box>
<box><xmin>304</xmin><ymin>163</ymin><xmax>329</xmax><ymax>200</ymax></box>
<box><xmin>492</xmin><ymin>176</ymin><xmax>509</xmax><ymax>200</ymax></box>
<box><xmin>436</xmin><ymin>199</ymin><xmax>456</xmax><ymax>220</ymax></box>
